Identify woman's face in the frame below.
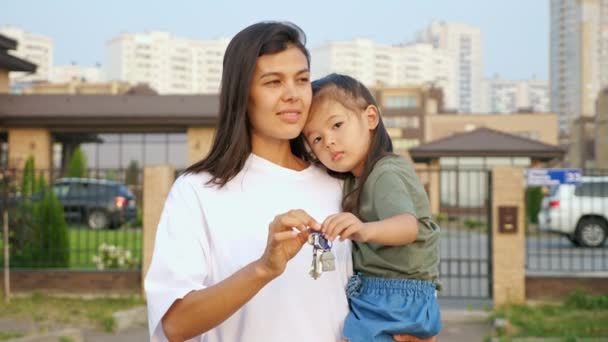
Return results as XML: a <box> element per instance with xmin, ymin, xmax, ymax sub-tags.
<box><xmin>248</xmin><ymin>45</ymin><xmax>312</xmax><ymax>147</ymax></box>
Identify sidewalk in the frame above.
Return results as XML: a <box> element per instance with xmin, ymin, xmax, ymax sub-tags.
<box><xmin>440</xmin><ymin>309</ymin><xmax>493</xmax><ymax>341</ymax></box>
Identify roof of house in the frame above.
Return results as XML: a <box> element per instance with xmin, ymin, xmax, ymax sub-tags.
<box><xmin>0</xmin><ymin>34</ymin><xmax>37</xmax><ymax>72</ymax></box>
<box><xmin>409</xmin><ymin>127</ymin><xmax>565</xmax><ymax>162</ymax></box>
<box><xmin>0</xmin><ymin>94</ymin><xmax>219</xmax><ymax>131</ymax></box>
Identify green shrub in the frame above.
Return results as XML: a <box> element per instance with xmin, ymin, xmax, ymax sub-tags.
<box><xmin>526</xmin><ymin>186</ymin><xmax>544</xmax><ymax>224</ymax></box>
<box><xmin>464</xmin><ymin>217</ymin><xmax>485</xmax><ymax>229</ymax></box>
<box><xmin>10</xmin><ymin>158</ymin><xmax>70</xmax><ymax>268</ymax></box>
<box><xmin>565</xmin><ymin>289</ymin><xmax>608</xmax><ymax>310</ymax></box>
<box><xmin>67</xmin><ymin>147</ymin><xmax>87</xmax><ymax>178</ymax></box>
<box><xmin>125</xmin><ymin>160</ymin><xmax>140</xmax><ymax>186</ymax></box>
<box><xmin>20</xmin><ymin>157</ymin><xmax>36</xmax><ymax>196</ymax></box>
<box><xmin>434</xmin><ymin>212</ymin><xmax>448</xmax><ymax>223</ymax></box>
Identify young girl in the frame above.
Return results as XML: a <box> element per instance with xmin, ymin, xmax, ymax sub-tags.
<box><xmin>301</xmin><ymin>73</ymin><xmax>442</xmax><ymax>341</ymax></box>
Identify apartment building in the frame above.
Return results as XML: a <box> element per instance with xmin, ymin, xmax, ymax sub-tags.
<box><xmin>105</xmin><ymin>31</ymin><xmax>228</xmax><ymax>94</ymax></box>
<box><xmin>416</xmin><ymin>21</ymin><xmax>483</xmax><ymax>113</ymax></box>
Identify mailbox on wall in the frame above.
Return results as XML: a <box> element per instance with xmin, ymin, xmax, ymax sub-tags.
<box><xmin>498</xmin><ymin>206</ymin><xmax>518</xmax><ymax>234</ymax></box>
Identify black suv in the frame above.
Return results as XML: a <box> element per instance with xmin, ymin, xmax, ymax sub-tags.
<box><xmin>52</xmin><ymin>178</ymin><xmax>137</xmax><ymax>229</ymax></box>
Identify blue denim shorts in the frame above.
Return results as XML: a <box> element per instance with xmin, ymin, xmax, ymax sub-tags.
<box><xmin>343</xmin><ymin>274</ymin><xmax>441</xmax><ymax>341</ymax></box>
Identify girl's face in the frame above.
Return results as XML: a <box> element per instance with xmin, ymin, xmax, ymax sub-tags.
<box><xmin>248</xmin><ymin>45</ymin><xmax>312</xmax><ymax>149</ymax></box>
<box><xmin>303</xmin><ymin>99</ymin><xmax>379</xmax><ymax>177</ymax></box>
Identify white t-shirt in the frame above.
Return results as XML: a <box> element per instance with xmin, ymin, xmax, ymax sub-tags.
<box><xmin>145</xmin><ymin>154</ymin><xmax>353</xmax><ymax>342</ymax></box>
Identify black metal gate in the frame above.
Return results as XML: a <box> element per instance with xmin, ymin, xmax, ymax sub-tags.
<box><xmin>418</xmin><ymin>167</ymin><xmax>493</xmax><ymax>299</ymax></box>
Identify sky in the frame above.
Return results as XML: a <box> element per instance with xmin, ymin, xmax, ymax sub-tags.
<box><xmin>2</xmin><ymin>0</ymin><xmax>549</xmax><ymax>80</ymax></box>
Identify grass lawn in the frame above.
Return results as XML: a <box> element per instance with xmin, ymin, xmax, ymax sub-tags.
<box><xmin>0</xmin><ymin>331</ymin><xmax>25</xmax><ymax>341</ymax></box>
<box><xmin>491</xmin><ymin>291</ymin><xmax>608</xmax><ymax>341</ymax></box>
<box><xmin>0</xmin><ymin>292</ymin><xmax>145</xmax><ymax>333</ymax></box>
<box><xmin>0</xmin><ymin>226</ymin><xmax>142</xmax><ymax>269</ymax></box>
<box><xmin>67</xmin><ymin>226</ymin><xmax>142</xmax><ymax>269</ymax></box>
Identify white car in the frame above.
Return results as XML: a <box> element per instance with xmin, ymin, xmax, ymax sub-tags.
<box><xmin>537</xmin><ymin>176</ymin><xmax>608</xmax><ymax>247</ymax></box>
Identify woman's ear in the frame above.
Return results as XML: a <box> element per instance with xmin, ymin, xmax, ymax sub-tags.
<box><xmin>364</xmin><ymin>105</ymin><xmax>380</xmax><ymax>130</ymax></box>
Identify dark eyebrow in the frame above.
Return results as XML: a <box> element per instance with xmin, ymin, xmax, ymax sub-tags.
<box><xmin>326</xmin><ymin>114</ymin><xmax>341</xmax><ymax>123</ymax></box>
<box><xmin>304</xmin><ymin>114</ymin><xmax>342</xmax><ymax>139</ymax></box>
<box><xmin>260</xmin><ymin>68</ymin><xmax>309</xmax><ymax>79</ymax></box>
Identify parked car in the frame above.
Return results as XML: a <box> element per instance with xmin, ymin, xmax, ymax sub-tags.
<box><xmin>51</xmin><ymin>178</ymin><xmax>137</xmax><ymax>229</ymax></box>
<box><xmin>537</xmin><ymin>176</ymin><xmax>608</xmax><ymax>247</ymax></box>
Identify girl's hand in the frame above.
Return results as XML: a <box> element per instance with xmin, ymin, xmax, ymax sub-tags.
<box><xmin>257</xmin><ymin>209</ymin><xmax>320</xmax><ymax>279</ymax></box>
<box><xmin>321</xmin><ymin>212</ymin><xmax>368</xmax><ymax>242</ymax></box>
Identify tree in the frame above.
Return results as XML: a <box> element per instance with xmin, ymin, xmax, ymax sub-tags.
<box><xmin>21</xmin><ymin>157</ymin><xmax>36</xmax><ymax>196</ymax></box>
<box><xmin>67</xmin><ymin>147</ymin><xmax>87</xmax><ymax>178</ymax></box>
<box><xmin>10</xmin><ymin>158</ymin><xmax>70</xmax><ymax>268</ymax></box>
<box><xmin>34</xmin><ymin>174</ymin><xmax>70</xmax><ymax>267</ymax></box>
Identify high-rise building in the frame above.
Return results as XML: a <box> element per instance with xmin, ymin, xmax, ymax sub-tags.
<box><xmin>311</xmin><ymin>39</ymin><xmax>456</xmax><ymax>109</ymax></box>
<box><xmin>550</xmin><ymin>0</ymin><xmax>608</xmax><ymax>133</ymax></box>
<box><xmin>416</xmin><ymin>21</ymin><xmax>483</xmax><ymax>113</ymax></box>
<box><xmin>0</xmin><ymin>26</ymin><xmax>52</xmax><ymax>82</ymax></box>
<box><xmin>481</xmin><ymin>75</ymin><xmax>549</xmax><ymax>113</ymax></box>
<box><xmin>105</xmin><ymin>31</ymin><xmax>228</xmax><ymax>94</ymax></box>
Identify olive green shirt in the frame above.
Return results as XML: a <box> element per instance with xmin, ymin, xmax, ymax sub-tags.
<box><xmin>346</xmin><ymin>155</ymin><xmax>441</xmax><ymax>287</ymax></box>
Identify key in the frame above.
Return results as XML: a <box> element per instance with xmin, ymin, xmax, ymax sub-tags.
<box><xmin>309</xmin><ymin>249</ymin><xmax>323</xmax><ymax>279</ymax></box>
<box><xmin>319</xmin><ymin>250</ymin><xmax>335</xmax><ymax>272</ymax></box>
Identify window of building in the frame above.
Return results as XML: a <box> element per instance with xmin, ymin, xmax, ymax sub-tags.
<box><xmin>384</xmin><ymin>95</ymin><xmax>419</xmax><ymax>109</ymax></box>
<box><xmin>383</xmin><ymin>116</ymin><xmax>420</xmax><ymax>129</ymax></box>
<box><xmin>392</xmin><ymin>139</ymin><xmax>419</xmax><ymax>150</ymax></box>
<box><xmin>438</xmin><ymin>156</ymin><xmax>531</xmax><ymax>208</ymax></box>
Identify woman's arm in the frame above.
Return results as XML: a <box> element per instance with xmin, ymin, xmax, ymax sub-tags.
<box><xmin>322</xmin><ymin>212</ymin><xmax>418</xmax><ymax>246</ymax></box>
<box><xmin>161</xmin><ymin>210</ymin><xmax>318</xmax><ymax>342</ymax></box>
<box><xmin>162</xmin><ymin>260</ymin><xmax>273</xmax><ymax>341</ymax></box>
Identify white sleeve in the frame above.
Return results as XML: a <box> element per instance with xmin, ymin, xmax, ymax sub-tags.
<box><xmin>145</xmin><ymin>175</ymin><xmax>211</xmax><ymax>342</ymax></box>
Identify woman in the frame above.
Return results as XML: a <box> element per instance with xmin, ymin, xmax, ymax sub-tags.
<box><xmin>145</xmin><ymin>21</ymin><xmax>431</xmax><ymax>342</ymax></box>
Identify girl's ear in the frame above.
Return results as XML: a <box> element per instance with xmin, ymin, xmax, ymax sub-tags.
<box><xmin>364</xmin><ymin>105</ymin><xmax>380</xmax><ymax>130</ymax></box>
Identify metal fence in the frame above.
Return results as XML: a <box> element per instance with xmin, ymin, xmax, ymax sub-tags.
<box><xmin>0</xmin><ymin>131</ymin><xmax>190</xmax><ymax>272</ymax></box>
<box><xmin>0</xmin><ymin>167</ymin><xmax>143</xmax><ymax>270</ymax></box>
<box><xmin>525</xmin><ymin>169</ymin><xmax>608</xmax><ymax>273</ymax></box>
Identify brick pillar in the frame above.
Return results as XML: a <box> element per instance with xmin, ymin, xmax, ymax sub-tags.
<box><xmin>492</xmin><ymin>166</ymin><xmax>526</xmax><ymax>307</ymax></box>
<box><xmin>142</xmin><ymin>165</ymin><xmax>175</xmax><ymax>292</ymax></box>
<box><xmin>8</xmin><ymin>128</ymin><xmax>52</xmax><ymax>171</ymax></box>
<box><xmin>0</xmin><ymin>70</ymin><xmax>9</xmax><ymax>93</ymax></box>
<box><xmin>187</xmin><ymin>127</ymin><xmax>215</xmax><ymax>166</ymax></box>
<box><xmin>429</xmin><ymin>159</ymin><xmax>440</xmax><ymax>215</ymax></box>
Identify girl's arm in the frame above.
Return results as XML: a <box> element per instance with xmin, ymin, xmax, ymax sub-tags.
<box><xmin>322</xmin><ymin>212</ymin><xmax>418</xmax><ymax>246</ymax></box>
<box><xmin>361</xmin><ymin>213</ymin><xmax>418</xmax><ymax>245</ymax></box>
<box><xmin>161</xmin><ymin>210</ymin><xmax>318</xmax><ymax>341</ymax></box>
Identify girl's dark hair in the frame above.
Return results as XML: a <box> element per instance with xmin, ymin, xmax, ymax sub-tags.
<box><xmin>298</xmin><ymin>73</ymin><xmax>394</xmax><ymax>214</ymax></box>
<box><xmin>185</xmin><ymin>21</ymin><xmax>310</xmax><ymax>186</ymax></box>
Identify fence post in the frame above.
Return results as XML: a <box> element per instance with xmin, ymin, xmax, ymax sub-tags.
<box><xmin>142</xmin><ymin>165</ymin><xmax>175</xmax><ymax>295</ymax></box>
<box><xmin>3</xmin><ymin>209</ymin><xmax>9</xmax><ymax>303</ymax></box>
<box><xmin>187</xmin><ymin>127</ymin><xmax>215</xmax><ymax>166</ymax></box>
<box><xmin>491</xmin><ymin>166</ymin><xmax>526</xmax><ymax>307</ymax></box>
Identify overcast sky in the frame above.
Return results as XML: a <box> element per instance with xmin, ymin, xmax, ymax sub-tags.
<box><xmin>2</xmin><ymin>0</ymin><xmax>549</xmax><ymax>80</ymax></box>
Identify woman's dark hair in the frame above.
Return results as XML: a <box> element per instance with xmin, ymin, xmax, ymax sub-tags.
<box><xmin>185</xmin><ymin>21</ymin><xmax>310</xmax><ymax>186</ymax></box>
<box><xmin>298</xmin><ymin>73</ymin><xmax>394</xmax><ymax>214</ymax></box>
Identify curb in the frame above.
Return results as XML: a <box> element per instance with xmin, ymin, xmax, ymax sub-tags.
<box><xmin>441</xmin><ymin>309</ymin><xmax>491</xmax><ymax>323</ymax></box>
